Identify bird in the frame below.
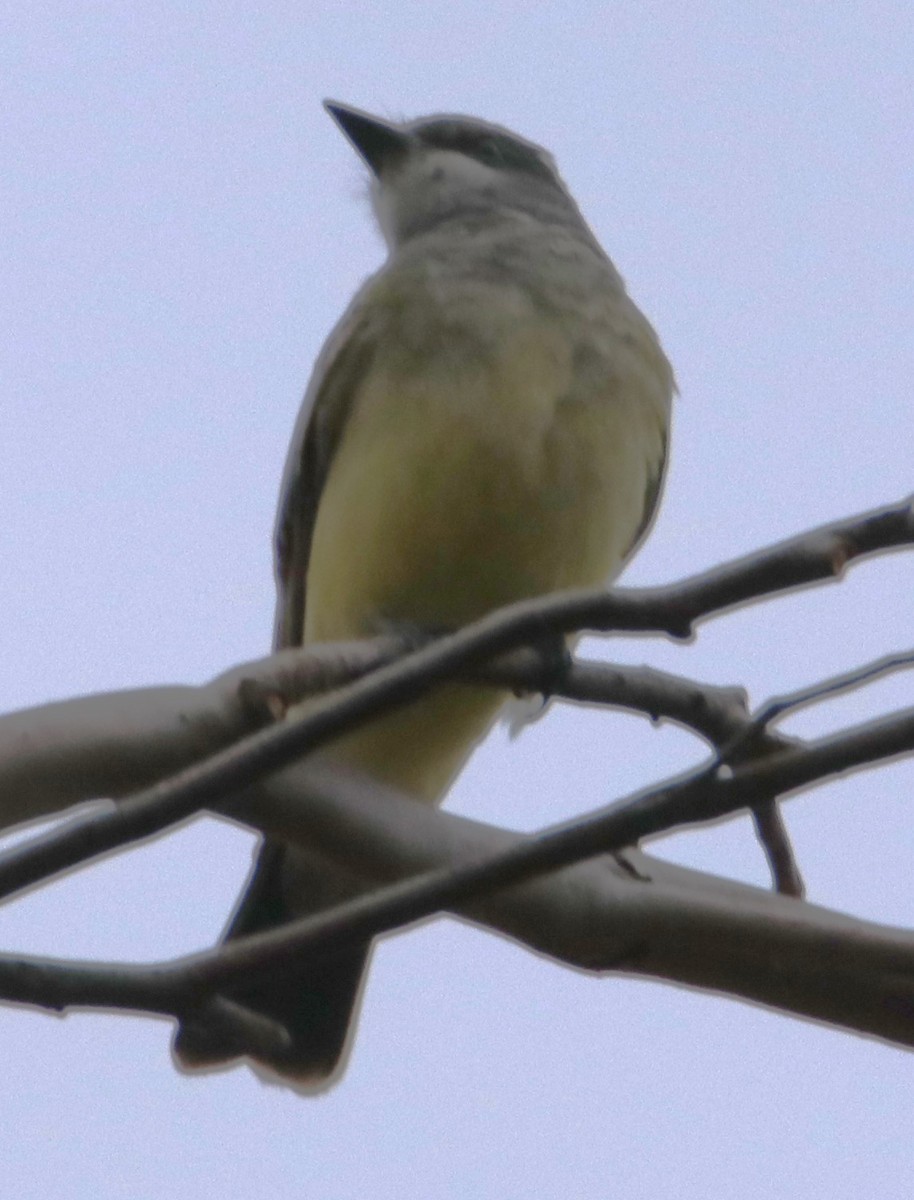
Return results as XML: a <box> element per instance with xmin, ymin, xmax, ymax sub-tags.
<box><xmin>173</xmin><ymin>100</ymin><xmax>674</xmax><ymax>1090</ymax></box>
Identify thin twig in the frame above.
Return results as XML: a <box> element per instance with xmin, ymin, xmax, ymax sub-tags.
<box><xmin>480</xmin><ymin>652</ymin><xmax>755</xmax><ymax>747</ymax></box>
<box><xmin>494</xmin><ymin>652</ymin><xmax>802</xmax><ymax>894</ymax></box>
<box><xmin>754</xmin><ymin>648</ymin><xmax>914</xmax><ymax>728</ymax></box>
<box><xmin>750</xmin><ymin>803</ymin><xmax>804</xmax><ymax>897</ymax></box>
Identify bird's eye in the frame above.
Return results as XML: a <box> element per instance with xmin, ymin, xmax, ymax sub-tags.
<box><xmin>477</xmin><ymin>137</ymin><xmax>505</xmax><ymax>166</ymax></box>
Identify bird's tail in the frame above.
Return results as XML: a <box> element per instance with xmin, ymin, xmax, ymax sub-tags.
<box><xmin>172</xmin><ymin>840</ymin><xmax>371</xmax><ymax>1089</ymax></box>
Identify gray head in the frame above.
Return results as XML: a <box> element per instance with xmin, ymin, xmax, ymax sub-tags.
<box><xmin>324</xmin><ymin>101</ymin><xmax>588</xmax><ymax>249</ymax></box>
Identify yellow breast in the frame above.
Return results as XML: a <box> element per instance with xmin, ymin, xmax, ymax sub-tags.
<box><xmin>303</xmin><ymin>298</ymin><xmax>671</xmax><ymax>801</ymax></box>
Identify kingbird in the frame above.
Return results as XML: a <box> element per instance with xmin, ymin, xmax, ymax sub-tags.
<box><xmin>174</xmin><ymin>101</ymin><xmax>674</xmax><ymax>1088</ymax></box>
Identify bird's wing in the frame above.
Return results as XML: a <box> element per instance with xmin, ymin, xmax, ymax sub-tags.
<box><xmin>272</xmin><ymin>295</ymin><xmax>381</xmax><ymax>650</ymax></box>
<box><xmin>172</xmin><ymin>293</ymin><xmax>385</xmax><ymax>1084</ymax></box>
<box><xmin>619</xmin><ymin>421</ymin><xmax>669</xmax><ymax>563</ymax></box>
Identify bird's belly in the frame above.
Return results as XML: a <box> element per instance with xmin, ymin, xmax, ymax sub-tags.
<box><xmin>306</xmin><ymin>383</ymin><xmax>655</xmax><ymax>633</ymax></box>
<box><xmin>301</xmin><ymin>343</ymin><xmax>662</xmax><ymax>801</ymax></box>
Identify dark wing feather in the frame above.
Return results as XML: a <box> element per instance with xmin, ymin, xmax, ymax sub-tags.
<box><xmin>620</xmin><ymin>425</ymin><xmax>669</xmax><ymax>565</ymax></box>
<box><xmin>174</xmin><ymin>296</ymin><xmax>383</xmax><ymax>1086</ymax></box>
<box><xmin>272</xmin><ymin>304</ymin><xmax>380</xmax><ymax>650</ymax></box>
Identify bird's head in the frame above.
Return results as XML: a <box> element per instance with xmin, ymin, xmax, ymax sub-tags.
<box><xmin>324</xmin><ymin>101</ymin><xmax>580</xmax><ymax>248</ymax></box>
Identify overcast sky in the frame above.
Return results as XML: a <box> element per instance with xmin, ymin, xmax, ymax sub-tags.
<box><xmin>1</xmin><ymin>3</ymin><xmax>912</xmax><ymax>1197</ymax></box>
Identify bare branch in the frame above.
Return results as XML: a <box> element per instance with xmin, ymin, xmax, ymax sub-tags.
<box><xmin>2</xmin><ymin>765</ymin><xmax>914</xmax><ymax>1050</ymax></box>
<box><xmin>0</xmin><ymin>655</ymin><xmax>769</xmax><ymax>901</ymax></box>
<box><xmin>0</xmin><ymin>653</ymin><xmax>750</xmax><ymax>832</ymax></box>
<box><xmin>174</xmin><ymin>700</ymin><xmax>913</xmax><ymax>996</ymax></box>
<box><xmin>5</xmin><ymin>689</ymin><xmax>897</xmax><ymax>1027</ymax></box>
<box><xmin>1</xmin><ymin>495</ymin><xmax>912</xmax><ymax>1063</ymax></box>
<box><xmin>2</xmin><ymin>496</ymin><xmax>909</xmax><ymax>903</ymax></box>
<box><xmin>0</xmin><ymin>637</ymin><xmax>408</xmax><ymax>831</ymax></box>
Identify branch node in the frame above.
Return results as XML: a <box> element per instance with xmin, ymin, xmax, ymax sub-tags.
<box><xmin>236</xmin><ymin>678</ymin><xmax>288</xmax><ymax>728</ymax></box>
<box><xmin>668</xmin><ymin>618</ymin><xmax>694</xmax><ymax>641</ymax></box>
<box><xmin>828</xmin><ymin>535</ymin><xmax>854</xmax><ymax>576</ymax></box>
<box><xmin>177</xmin><ymin>995</ymin><xmax>293</xmax><ymax>1064</ymax></box>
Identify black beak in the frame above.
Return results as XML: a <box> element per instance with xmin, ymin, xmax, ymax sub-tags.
<box><xmin>323</xmin><ymin>101</ymin><xmax>411</xmax><ymax>176</ymax></box>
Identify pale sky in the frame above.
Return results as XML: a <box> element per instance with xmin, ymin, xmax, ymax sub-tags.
<box><xmin>1</xmin><ymin>4</ymin><xmax>912</xmax><ymax>1198</ymax></box>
